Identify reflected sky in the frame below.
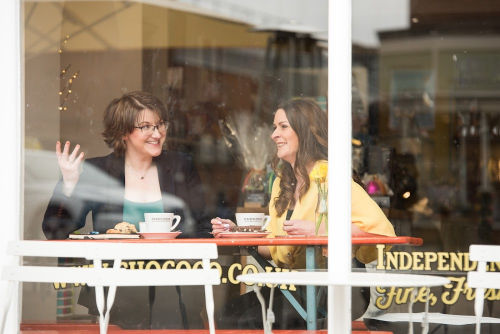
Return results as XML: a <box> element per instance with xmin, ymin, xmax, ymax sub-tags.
<box><xmin>353</xmin><ymin>0</ymin><xmax>410</xmax><ymax>47</ymax></box>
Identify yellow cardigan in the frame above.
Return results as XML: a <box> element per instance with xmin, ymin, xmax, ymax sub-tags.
<box><xmin>267</xmin><ymin>162</ymin><xmax>395</xmax><ymax>268</ymax></box>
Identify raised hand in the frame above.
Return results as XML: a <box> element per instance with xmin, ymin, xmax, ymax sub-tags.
<box><xmin>56</xmin><ymin>141</ymin><xmax>85</xmax><ymax>196</ymax></box>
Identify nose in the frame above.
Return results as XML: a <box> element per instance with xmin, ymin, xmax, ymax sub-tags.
<box><xmin>271</xmin><ymin>128</ymin><xmax>279</xmax><ymax>140</ymax></box>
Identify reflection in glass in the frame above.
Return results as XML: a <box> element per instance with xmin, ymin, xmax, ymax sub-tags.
<box><xmin>23</xmin><ymin>0</ymin><xmax>329</xmax><ymax>329</ymax></box>
<box><xmin>353</xmin><ymin>1</ymin><xmax>500</xmax><ymax>333</ymax></box>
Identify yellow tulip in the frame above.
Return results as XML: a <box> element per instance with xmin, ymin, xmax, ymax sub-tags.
<box><xmin>310</xmin><ymin>161</ymin><xmax>328</xmax><ymax>182</ymax></box>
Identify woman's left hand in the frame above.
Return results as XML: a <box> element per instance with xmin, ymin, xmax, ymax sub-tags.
<box><xmin>282</xmin><ymin>219</ymin><xmax>316</xmax><ymax>235</ymax></box>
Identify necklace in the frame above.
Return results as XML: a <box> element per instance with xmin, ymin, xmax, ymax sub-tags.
<box><xmin>126</xmin><ymin>164</ymin><xmax>149</xmax><ymax>180</ymax></box>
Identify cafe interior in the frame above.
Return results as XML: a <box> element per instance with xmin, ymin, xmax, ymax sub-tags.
<box><xmin>1</xmin><ymin>0</ymin><xmax>500</xmax><ymax>333</ymax></box>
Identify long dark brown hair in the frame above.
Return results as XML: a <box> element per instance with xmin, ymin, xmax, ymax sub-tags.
<box><xmin>272</xmin><ymin>98</ymin><xmax>328</xmax><ymax>217</ymax></box>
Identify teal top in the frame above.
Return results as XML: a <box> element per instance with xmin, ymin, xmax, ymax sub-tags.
<box><xmin>122</xmin><ymin>199</ymin><xmax>164</xmax><ymax>229</ymax></box>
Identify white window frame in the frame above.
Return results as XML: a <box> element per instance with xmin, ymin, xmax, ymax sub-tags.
<box><xmin>1</xmin><ymin>0</ymin><xmax>352</xmax><ymax>332</ymax></box>
<box><xmin>328</xmin><ymin>0</ymin><xmax>352</xmax><ymax>332</ymax></box>
<box><xmin>0</xmin><ymin>0</ymin><xmax>22</xmax><ymax>333</ymax></box>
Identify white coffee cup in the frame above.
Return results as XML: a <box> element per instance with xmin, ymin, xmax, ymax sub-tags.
<box><xmin>235</xmin><ymin>212</ymin><xmax>271</xmax><ymax>229</ymax></box>
<box><xmin>142</xmin><ymin>213</ymin><xmax>181</xmax><ymax>232</ymax></box>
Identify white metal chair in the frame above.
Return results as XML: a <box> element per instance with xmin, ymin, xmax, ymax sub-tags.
<box><xmin>363</xmin><ymin>244</ymin><xmax>500</xmax><ymax>334</ymax></box>
<box><xmin>237</xmin><ymin>271</ymin><xmax>450</xmax><ymax>334</ymax></box>
<box><xmin>1</xmin><ymin>240</ymin><xmax>220</xmax><ymax>334</ymax></box>
<box><xmin>468</xmin><ymin>244</ymin><xmax>500</xmax><ymax>334</ymax></box>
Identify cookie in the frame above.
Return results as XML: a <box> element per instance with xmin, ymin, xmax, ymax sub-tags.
<box><xmin>106</xmin><ymin>222</ymin><xmax>137</xmax><ymax>234</ymax></box>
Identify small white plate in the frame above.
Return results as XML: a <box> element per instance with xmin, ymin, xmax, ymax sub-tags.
<box><xmin>219</xmin><ymin>232</ymin><xmax>269</xmax><ymax>238</ymax></box>
<box><xmin>138</xmin><ymin>231</ymin><xmax>182</xmax><ymax>239</ymax></box>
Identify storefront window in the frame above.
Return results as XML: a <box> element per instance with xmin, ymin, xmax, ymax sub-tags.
<box><xmin>20</xmin><ymin>0</ymin><xmax>499</xmax><ymax>332</ymax></box>
<box><xmin>22</xmin><ymin>0</ymin><xmax>330</xmax><ymax>330</ymax></box>
<box><xmin>353</xmin><ymin>0</ymin><xmax>500</xmax><ymax>332</ymax></box>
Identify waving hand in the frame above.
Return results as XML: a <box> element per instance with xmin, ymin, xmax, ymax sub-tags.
<box><xmin>56</xmin><ymin>141</ymin><xmax>85</xmax><ymax>196</ymax></box>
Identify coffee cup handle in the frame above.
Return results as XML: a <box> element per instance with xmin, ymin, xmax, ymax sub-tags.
<box><xmin>262</xmin><ymin>215</ymin><xmax>271</xmax><ymax>230</ymax></box>
<box><xmin>171</xmin><ymin>215</ymin><xmax>181</xmax><ymax>231</ymax></box>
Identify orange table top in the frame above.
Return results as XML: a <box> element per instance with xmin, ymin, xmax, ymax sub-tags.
<box><xmin>21</xmin><ymin>331</ymin><xmax>392</xmax><ymax>334</ymax></box>
<box><xmin>21</xmin><ymin>331</ymin><xmax>391</xmax><ymax>334</ymax></box>
<box><xmin>58</xmin><ymin>235</ymin><xmax>422</xmax><ymax>246</ymax></box>
<box><xmin>20</xmin><ymin>323</ymin><xmax>392</xmax><ymax>333</ymax></box>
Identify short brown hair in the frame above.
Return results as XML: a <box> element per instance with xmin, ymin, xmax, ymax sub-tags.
<box><xmin>102</xmin><ymin>91</ymin><xmax>169</xmax><ymax>156</ymax></box>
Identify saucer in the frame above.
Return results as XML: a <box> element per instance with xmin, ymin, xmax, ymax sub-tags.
<box><xmin>138</xmin><ymin>231</ymin><xmax>181</xmax><ymax>239</ymax></box>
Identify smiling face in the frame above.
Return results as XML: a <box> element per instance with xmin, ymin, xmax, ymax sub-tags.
<box><xmin>272</xmin><ymin>108</ymin><xmax>300</xmax><ymax>166</ymax></box>
<box><xmin>124</xmin><ymin>109</ymin><xmax>166</xmax><ymax>159</ymax></box>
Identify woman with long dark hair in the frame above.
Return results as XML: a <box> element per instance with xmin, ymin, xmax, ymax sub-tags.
<box><xmin>212</xmin><ymin>98</ymin><xmax>395</xmax><ymax>328</ymax></box>
<box><xmin>214</xmin><ymin>98</ymin><xmax>394</xmax><ymax>266</ymax></box>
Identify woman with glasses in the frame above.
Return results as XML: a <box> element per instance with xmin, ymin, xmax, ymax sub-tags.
<box><xmin>42</xmin><ymin>90</ymin><xmax>211</xmax><ymax>240</ymax></box>
<box><xmin>42</xmin><ymin>91</ymin><xmax>211</xmax><ymax>329</ymax></box>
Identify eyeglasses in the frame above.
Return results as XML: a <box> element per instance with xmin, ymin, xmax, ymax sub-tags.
<box><xmin>134</xmin><ymin>121</ymin><xmax>168</xmax><ymax>135</ymax></box>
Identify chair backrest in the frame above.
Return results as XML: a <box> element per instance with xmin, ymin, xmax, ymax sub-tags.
<box><xmin>7</xmin><ymin>240</ymin><xmax>218</xmax><ymax>261</ymax></box>
<box><xmin>469</xmin><ymin>244</ymin><xmax>500</xmax><ymax>262</ymax></box>
<box><xmin>467</xmin><ymin>244</ymin><xmax>500</xmax><ymax>334</ymax></box>
<box><xmin>4</xmin><ymin>240</ymin><xmax>220</xmax><ymax>286</ymax></box>
<box><xmin>2</xmin><ymin>240</ymin><xmax>220</xmax><ymax>334</ymax></box>
<box><xmin>468</xmin><ymin>245</ymin><xmax>500</xmax><ymax>289</ymax></box>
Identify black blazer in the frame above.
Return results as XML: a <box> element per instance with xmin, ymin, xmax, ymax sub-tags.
<box><xmin>42</xmin><ymin>151</ymin><xmax>211</xmax><ymax>239</ymax></box>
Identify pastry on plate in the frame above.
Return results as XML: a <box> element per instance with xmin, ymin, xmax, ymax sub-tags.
<box><xmin>106</xmin><ymin>222</ymin><xmax>137</xmax><ymax>234</ymax></box>
<box><xmin>229</xmin><ymin>225</ymin><xmax>263</xmax><ymax>232</ymax></box>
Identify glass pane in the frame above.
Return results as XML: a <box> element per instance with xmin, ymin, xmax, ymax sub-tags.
<box><xmin>23</xmin><ymin>0</ymin><xmax>334</xmax><ymax>331</ymax></box>
<box><xmin>353</xmin><ymin>0</ymin><xmax>500</xmax><ymax>333</ymax></box>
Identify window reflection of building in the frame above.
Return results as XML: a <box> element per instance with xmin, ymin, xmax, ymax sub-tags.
<box><xmin>21</xmin><ymin>0</ymin><xmax>500</xmax><ymax>331</ymax></box>
<box><xmin>352</xmin><ymin>0</ymin><xmax>500</xmax><ymax>246</ymax></box>
<box><xmin>352</xmin><ymin>2</ymin><xmax>500</xmax><ymax>331</ymax></box>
